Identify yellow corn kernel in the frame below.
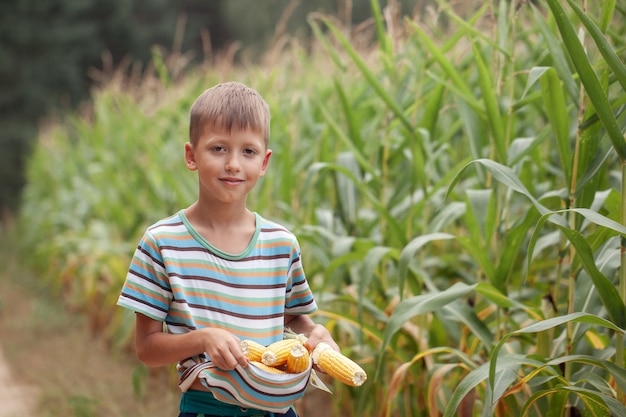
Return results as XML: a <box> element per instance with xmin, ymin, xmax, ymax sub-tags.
<box><xmin>311</xmin><ymin>342</ymin><xmax>367</xmax><ymax>387</ymax></box>
<box><xmin>241</xmin><ymin>339</ymin><xmax>267</xmax><ymax>362</ymax></box>
<box><xmin>286</xmin><ymin>343</ymin><xmax>311</xmax><ymax>373</ymax></box>
<box><xmin>261</xmin><ymin>339</ymin><xmax>303</xmax><ymax>366</ymax></box>
<box><xmin>249</xmin><ymin>361</ymin><xmax>287</xmax><ymax>374</ymax></box>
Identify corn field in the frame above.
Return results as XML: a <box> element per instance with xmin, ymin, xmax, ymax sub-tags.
<box><xmin>17</xmin><ymin>0</ymin><xmax>626</xmax><ymax>416</ymax></box>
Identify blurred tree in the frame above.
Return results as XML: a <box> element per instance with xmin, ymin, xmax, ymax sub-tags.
<box><xmin>0</xmin><ymin>0</ymin><xmax>178</xmax><ymax>215</ymax></box>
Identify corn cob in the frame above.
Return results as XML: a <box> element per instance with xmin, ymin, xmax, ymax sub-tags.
<box><xmin>286</xmin><ymin>343</ymin><xmax>311</xmax><ymax>373</ymax></box>
<box><xmin>249</xmin><ymin>361</ymin><xmax>287</xmax><ymax>374</ymax></box>
<box><xmin>262</xmin><ymin>339</ymin><xmax>303</xmax><ymax>367</ymax></box>
<box><xmin>311</xmin><ymin>342</ymin><xmax>367</xmax><ymax>387</ymax></box>
<box><xmin>241</xmin><ymin>339</ymin><xmax>266</xmax><ymax>362</ymax></box>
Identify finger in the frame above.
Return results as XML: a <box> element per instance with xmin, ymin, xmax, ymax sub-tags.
<box><xmin>211</xmin><ymin>345</ymin><xmax>239</xmax><ymax>370</ymax></box>
<box><xmin>304</xmin><ymin>337</ymin><xmax>317</xmax><ymax>352</ymax></box>
<box><xmin>230</xmin><ymin>340</ymin><xmax>248</xmax><ymax>367</ymax></box>
<box><xmin>219</xmin><ymin>337</ymin><xmax>247</xmax><ymax>368</ymax></box>
<box><xmin>215</xmin><ymin>353</ymin><xmax>238</xmax><ymax>370</ymax></box>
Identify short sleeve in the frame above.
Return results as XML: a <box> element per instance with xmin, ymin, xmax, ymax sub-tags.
<box><xmin>117</xmin><ymin>229</ymin><xmax>173</xmax><ymax>321</ymax></box>
<box><xmin>284</xmin><ymin>239</ymin><xmax>318</xmax><ymax>315</ymax></box>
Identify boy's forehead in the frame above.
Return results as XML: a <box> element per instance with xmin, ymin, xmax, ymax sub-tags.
<box><xmin>200</xmin><ymin>124</ymin><xmax>267</xmax><ymax>144</ymax></box>
<box><xmin>207</xmin><ymin>113</ymin><xmax>265</xmax><ymax>131</ymax></box>
<box><xmin>201</xmin><ymin>121</ymin><xmax>261</xmax><ymax>135</ymax></box>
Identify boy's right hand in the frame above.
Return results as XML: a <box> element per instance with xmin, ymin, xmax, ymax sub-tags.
<box><xmin>199</xmin><ymin>328</ymin><xmax>248</xmax><ymax>370</ymax></box>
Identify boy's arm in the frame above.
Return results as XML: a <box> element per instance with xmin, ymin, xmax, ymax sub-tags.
<box><xmin>284</xmin><ymin>314</ymin><xmax>340</xmax><ymax>352</ymax></box>
<box><xmin>135</xmin><ymin>312</ymin><xmax>248</xmax><ymax>370</ymax></box>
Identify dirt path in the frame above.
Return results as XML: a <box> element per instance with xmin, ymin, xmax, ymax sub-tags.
<box><xmin>0</xmin><ymin>273</ymin><xmax>180</xmax><ymax>417</ymax></box>
<box><xmin>0</xmin><ymin>345</ymin><xmax>37</xmax><ymax>417</ymax></box>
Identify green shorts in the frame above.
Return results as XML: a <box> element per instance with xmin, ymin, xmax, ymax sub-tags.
<box><xmin>179</xmin><ymin>390</ymin><xmax>297</xmax><ymax>417</ymax></box>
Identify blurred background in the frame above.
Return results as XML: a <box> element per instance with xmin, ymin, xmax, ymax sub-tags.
<box><xmin>2</xmin><ymin>1</ymin><xmax>626</xmax><ymax>416</ymax></box>
<box><xmin>0</xmin><ymin>0</ymin><xmax>415</xmax><ymax>216</ymax></box>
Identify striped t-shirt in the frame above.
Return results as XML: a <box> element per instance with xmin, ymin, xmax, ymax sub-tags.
<box><xmin>117</xmin><ymin>210</ymin><xmax>318</xmax><ymax>361</ymax></box>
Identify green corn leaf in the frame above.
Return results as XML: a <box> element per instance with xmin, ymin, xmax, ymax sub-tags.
<box><xmin>418</xmin><ymin>83</ymin><xmax>445</xmax><ymax>135</ymax></box>
<box><xmin>546</xmin><ymin>355</ymin><xmax>626</xmax><ymax>394</ymax></box>
<box><xmin>447</xmin><ymin>158</ymin><xmax>569</xmax><ymax>227</ymax></box>
<box><xmin>488</xmin><ymin>313</ymin><xmax>625</xmax><ymax>412</ymax></box>
<box><xmin>357</xmin><ymin>245</ymin><xmax>398</xmax><ymax>325</ymax></box>
<box><xmin>565</xmin><ymin>208</ymin><xmax>626</xmax><ymax>235</ymax></box>
<box><xmin>521</xmin><ymin>387</ymin><xmax>605</xmax><ymax>416</ymax></box>
<box><xmin>523</xmin><ymin>385</ymin><xmax>626</xmax><ymax>416</ymax></box>
<box><xmin>456</xmin><ymin>235</ymin><xmax>497</xmax><ymax>287</ymax></box>
<box><xmin>475</xmin><ymin>282</ymin><xmax>542</xmax><ymax>319</ymax></box>
<box><xmin>557</xmin><ymin>226</ymin><xmax>626</xmax><ymax>328</ymax></box>
<box><xmin>307</xmin><ymin>16</ymin><xmax>346</xmax><ymax>71</ymax></box>
<box><xmin>335</xmin><ymin>152</ymin><xmax>359</xmax><ymax>229</ymax></box>
<box><xmin>463</xmin><ymin>190</ymin><xmax>485</xmax><ymax>246</ymax></box>
<box><xmin>378</xmin><ymin>282</ymin><xmax>476</xmax><ymax>377</ymax></box>
<box><xmin>574</xmin><ymin>71</ymin><xmax>606</xmax><ymax>211</ymax></box>
<box><xmin>531</xmin><ymin>6</ymin><xmax>579</xmax><ymax>101</ymax></box>
<box><xmin>369</xmin><ymin>0</ymin><xmax>391</xmax><ymax>58</ymax></box>
<box><xmin>406</xmin><ymin>20</ymin><xmax>482</xmax><ymax>112</ymax></box>
<box><xmin>314</xmin><ymin>97</ymin><xmax>377</xmax><ymax>179</ymax></box>
<box><xmin>545</xmin><ymin>0</ymin><xmax>626</xmax><ymax>161</ymax></box>
<box><xmin>382</xmin><ymin>346</ymin><xmax>481</xmax><ymax>417</ymax></box>
<box><xmin>575</xmin><ymin>146</ymin><xmax>614</xmax><ymax>197</ymax></box>
<box><xmin>488</xmin><ymin>312</ymin><xmax>625</xmax><ymax>394</ymax></box>
<box><xmin>599</xmin><ymin>0</ymin><xmax>616</xmax><ymax>33</ymax></box>
<box><xmin>471</xmin><ymin>42</ymin><xmax>507</xmax><ymax>162</ymax></box>
<box><xmin>319</xmin><ymin>17</ymin><xmax>414</xmax><ymax>134</ymax></box>
<box><xmin>410</xmin><ymin>128</ymin><xmax>428</xmax><ymax>197</ymax></box>
<box><xmin>442</xmin><ymin>354</ymin><xmax>547</xmax><ymax>417</ymax></box>
<box><xmin>305</xmin><ymin>162</ymin><xmax>405</xmax><ymax>242</ymax></box>
<box><xmin>442</xmin><ymin>300</ymin><xmax>494</xmax><ymax>350</ymax></box>
<box><xmin>494</xmin><ymin>208</ymin><xmax>541</xmax><ymax>294</ymax></box>
<box><xmin>435</xmin><ymin>0</ymin><xmax>489</xmax><ymax>55</ymax></box>
<box><xmin>457</xmin><ymin>99</ymin><xmax>487</xmax><ymax>175</ymax></box>
<box><xmin>523</xmin><ymin>66</ymin><xmax>550</xmax><ymax>98</ymax></box>
<box><xmin>397</xmin><ymin>232</ymin><xmax>455</xmax><ymax>299</ymax></box>
<box><xmin>333</xmin><ymin>78</ymin><xmax>363</xmax><ymax>150</ymax></box>
<box><xmin>540</xmin><ymin>66</ymin><xmax>572</xmax><ymax>184</ymax></box>
<box><xmin>603</xmin><ymin>359</ymin><xmax>626</xmax><ymax>393</ymax></box>
<box><xmin>565</xmin><ymin>0</ymin><xmax>626</xmax><ymax>92</ymax></box>
<box><xmin>438</xmin><ymin>2</ymin><xmax>506</xmax><ymax>56</ymax></box>
<box><xmin>528</xmin><ymin>210</ymin><xmax>626</xmax><ymax>328</ymax></box>
<box><xmin>384</xmin><ymin>283</ymin><xmax>477</xmax><ymax>341</ymax></box>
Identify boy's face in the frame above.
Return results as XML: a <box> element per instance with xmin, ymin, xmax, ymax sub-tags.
<box><xmin>185</xmin><ymin>125</ymin><xmax>271</xmax><ymax>205</ymax></box>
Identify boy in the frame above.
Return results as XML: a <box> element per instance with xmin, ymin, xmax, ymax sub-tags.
<box><xmin>117</xmin><ymin>81</ymin><xmax>338</xmax><ymax>417</ymax></box>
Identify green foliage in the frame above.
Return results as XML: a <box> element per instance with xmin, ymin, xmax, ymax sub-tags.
<box><xmin>16</xmin><ymin>0</ymin><xmax>626</xmax><ymax>415</ymax></box>
<box><xmin>68</xmin><ymin>395</ymin><xmax>99</xmax><ymax>417</ymax></box>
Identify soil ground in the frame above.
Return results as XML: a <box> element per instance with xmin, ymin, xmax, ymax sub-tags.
<box><xmin>0</xmin><ymin>268</ymin><xmax>179</xmax><ymax>417</ymax></box>
<box><xmin>0</xmin><ymin>344</ymin><xmax>37</xmax><ymax>417</ymax></box>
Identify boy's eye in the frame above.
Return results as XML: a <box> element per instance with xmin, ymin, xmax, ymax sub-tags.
<box><xmin>243</xmin><ymin>148</ymin><xmax>257</xmax><ymax>155</ymax></box>
<box><xmin>212</xmin><ymin>146</ymin><xmax>225</xmax><ymax>152</ymax></box>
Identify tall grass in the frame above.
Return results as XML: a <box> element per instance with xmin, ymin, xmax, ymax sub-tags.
<box><xmin>17</xmin><ymin>0</ymin><xmax>626</xmax><ymax>415</ymax></box>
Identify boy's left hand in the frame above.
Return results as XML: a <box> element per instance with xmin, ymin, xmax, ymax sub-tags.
<box><xmin>304</xmin><ymin>324</ymin><xmax>339</xmax><ymax>353</ymax></box>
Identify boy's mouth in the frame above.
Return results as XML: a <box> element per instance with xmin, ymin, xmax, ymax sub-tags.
<box><xmin>221</xmin><ymin>177</ymin><xmax>244</xmax><ymax>185</ymax></box>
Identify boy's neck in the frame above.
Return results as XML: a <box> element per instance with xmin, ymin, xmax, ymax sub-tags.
<box><xmin>184</xmin><ymin>201</ymin><xmax>258</xmax><ymax>254</ymax></box>
<box><xmin>185</xmin><ymin>200</ymin><xmax>252</xmax><ymax>229</ymax></box>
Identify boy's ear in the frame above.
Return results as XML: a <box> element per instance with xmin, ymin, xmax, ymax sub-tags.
<box><xmin>184</xmin><ymin>142</ymin><xmax>197</xmax><ymax>171</ymax></box>
<box><xmin>260</xmin><ymin>149</ymin><xmax>272</xmax><ymax>176</ymax></box>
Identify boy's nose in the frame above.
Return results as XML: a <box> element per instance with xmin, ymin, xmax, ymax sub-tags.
<box><xmin>225</xmin><ymin>154</ymin><xmax>241</xmax><ymax>172</ymax></box>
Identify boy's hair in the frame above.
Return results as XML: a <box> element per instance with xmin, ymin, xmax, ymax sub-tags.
<box><xmin>189</xmin><ymin>81</ymin><xmax>270</xmax><ymax>147</ymax></box>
